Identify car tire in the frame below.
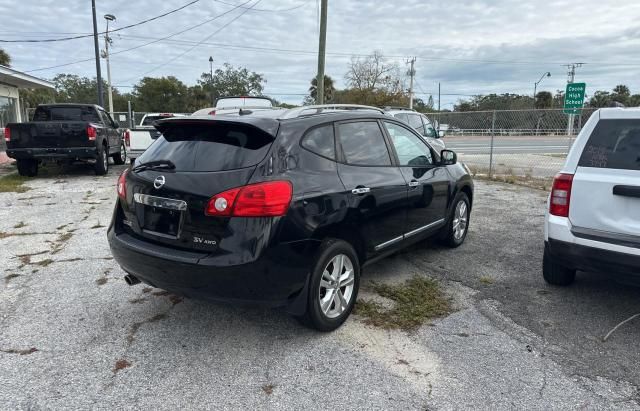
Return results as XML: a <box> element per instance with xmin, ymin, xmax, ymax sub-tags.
<box><xmin>95</xmin><ymin>144</ymin><xmax>109</xmax><ymax>176</ymax></box>
<box><xmin>112</xmin><ymin>142</ymin><xmax>127</xmax><ymax>165</ymax></box>
<box><xmin>297</xmin><ymin>239</ymin><xmax>360</xmax><ymax>332</ymax></box>
<box><xmin>543</xmin><ymin>247</ymin><xmax>576</xmax><ymax>286</ymax></box>
<box><xmin>439</xmin><ymin>192</ymin><xmax>470</xmax><ymax>248</ymax></box>
<box><xmin>17</xmin><ymin>159</ymin><xmax>38</xmax><ymax>177</ymax></box>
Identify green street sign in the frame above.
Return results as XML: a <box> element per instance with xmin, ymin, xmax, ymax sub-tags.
<box><xmin>564</xmin><ymin>82</ymin><xmax>586</xmax><ymax>114</ymax></box>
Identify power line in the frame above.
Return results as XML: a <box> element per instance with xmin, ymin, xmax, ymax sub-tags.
<box><xmin>0</xmin><ymin>0</ymin><xmax>200</xmax><ymax>43</ymax></box>
<box><xmin>23</xmin><ymin>1</ymin><xmax>251</xmax><ymax>74</ymax></box>
<box><xmin>212</xmin><ymin>0</ymin><xmax>309</xmax><ymax>12</ymax></box>
<box><xmin>120</xmin><ymin>0</ymin><xmax>261</xmax><ymax>83</ymax></box>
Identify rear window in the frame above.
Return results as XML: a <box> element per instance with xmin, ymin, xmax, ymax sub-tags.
<box><xmin>136</xmin><ymin>122</ymin><xmax>275</xmax><ymax>172</ymax></box>
<box><xmin>216</xmin><ymin>98</ymin><xmax>272</xmax><ymax>109</ymax></box>
<box><xmin>141</xmin><ymin>115</ymin><xmax>171</xmax><ymax>126</ymax></box>
<box><xmin>33</xmin><ymin>106</ymin><xmax>100</xmax><ymax>122</ymax></box>
<box><xmin>578</xmin><ymin>119</ymin><xmax>640</xmax><ymax>171</ymax></box>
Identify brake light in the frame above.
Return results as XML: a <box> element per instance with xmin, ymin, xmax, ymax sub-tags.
<box><xmin>87</xmin><ymin>125</ymin><xmax>97</xmax><ymax>141</ymax></box>
<box><xmin>117</xmin><ymin>169</ymin><xmax>128</xmax><ymax>200</ymax></box>
<box><xmin>208</xmin><ymin>110</ymin><xmax>216</xmax><ymax>116</ymax></box>
<box><xmin>124</xmin><ymin>130</ymin><xmax>130</xmax><ymax>147</ymax></box>
<box><xmin>549</xmin><ymin>173</ymin><xmax>573</xmax><ymax>217</ymax></box>
<box><xmin>160</xmin><ymin>113</ymin><xmax>173</xmax><ymax>117</ymax></box>
<box><xmin>206</xmin><ymin>181</ymin><xmax>292</xmax><ymax>217</ymax></box>
<box><xmin>3</xmin><ymin>127</ymin><xmax>10</xmax><ymax>142</ymax></box>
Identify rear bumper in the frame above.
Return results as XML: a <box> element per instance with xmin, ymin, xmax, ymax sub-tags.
<box><xmin>107</xmin><ymin>226</ymin><xmax>320</xmax><ymax>314</ymax></box>
<box><xmin>6</xmin><ymin>147</ymin><xmax>97</xmax><ymax>160</ymax></box>
<box><xmin>546</xmin><ymin>239</ymin><xmax>640</xmax><ymax>276</ymax></box>
<box><xmin>127</xmin><ymin>148</ymin><xmax>145</xmax><ymax>159</ymax></box>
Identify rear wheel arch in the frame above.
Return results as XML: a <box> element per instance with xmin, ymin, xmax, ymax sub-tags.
<box><xmin>312</xmin><ymin>223</ymin><xmax>366</xmax><ymax>266</ymax></box>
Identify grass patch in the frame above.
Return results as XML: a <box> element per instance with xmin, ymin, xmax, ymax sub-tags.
<box><xmin>0</xmin><ymin>174</ymin><xmax>31</xmax><ymax>193</ymax></box>
<box><xmin>479</xmin><ymin>276</ymin><xmax>494</xmax><ymax>285</ymax></box>
<box><xmin>355</xmin><ymin>277</ymin><xmax>451</xmax><ymax>331</ymax></box>
<box><xmin>13</xmin><ymin>221</ymin><xmax>27</xmax><ymax>229</ymax></box>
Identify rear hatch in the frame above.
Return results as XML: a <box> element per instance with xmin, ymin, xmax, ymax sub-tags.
<box><xmin>9</xmin><ymin>106</ymin><xmax>99</xmax><ymax>149</ymax></box>
<box><xmin>119</xmin><ymin>118</ymin><xmax>279</xmax><ymax>252</ymax></box>
<box><xmin>570</xmin><ymin>118</ymin><xmax>640</xmax><ymax>243</ymax></box>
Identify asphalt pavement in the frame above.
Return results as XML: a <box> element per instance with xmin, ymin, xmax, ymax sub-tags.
<box><xmin>1</xmin><ymin>164</ymin><xmax>639</xmax><ymax>410</ymax></box>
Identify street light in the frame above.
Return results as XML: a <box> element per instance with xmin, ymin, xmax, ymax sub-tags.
<box><xmin>103</xmin><ymin>13</ymin><xmax>116</xmax><ymax>116</ymax></box>
<box><xmin>533</xmin><ymin>72</ymin><xmax>551</xmax><ymax>108</ymax></box>
<box><xmin>209</xmin><ymin>56</ymin><xmax>214</xmax><ymax>107</ymax></box>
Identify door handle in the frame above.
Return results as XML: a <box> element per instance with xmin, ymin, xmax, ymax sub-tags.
<box><xmin>351</xmin><ymin>187</ymin><xmax>371</xmax><ymax>195</ymax></box>
<box><xmin>408</xmin><ymin>180</ymin><xmax>420</xmax><ymax>188</ymax></box>
<box><xmin>613</xmin><ymin>185</ymin><xmax>640</xmax><ymax>198</ymax></box>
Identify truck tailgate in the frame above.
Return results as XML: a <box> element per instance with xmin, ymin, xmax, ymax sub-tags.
<box><xmin>129</xmin><ymin>128</ymin><xmax>160</xmax><ymax>152</ymax></box>
<box><xmin>8</xmin><ymin>122</ymin><xmax>93</xmax><ymax>149</ymax></box>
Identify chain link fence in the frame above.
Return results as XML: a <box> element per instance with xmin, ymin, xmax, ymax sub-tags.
<box><xmin>430</xmin><ymin>108</ymin><xmax>597</xmax><ymax>182</ymax></box>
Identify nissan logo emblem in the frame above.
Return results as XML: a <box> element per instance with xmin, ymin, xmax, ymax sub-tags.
<box><xmin>153</xmin><ymin>175</ymin><xmax>166</xmax><ymax>189</ymax></box>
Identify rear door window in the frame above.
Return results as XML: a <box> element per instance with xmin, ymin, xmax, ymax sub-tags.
<box><xmin>301</xmin><ymin>124</ymin><xmax>335</xmax><ymax>159</ymax></box>
<box><xmin>384</xmin><ymin>121</ymin><xmax>433</xmax><ymax>166</ymax></box>
<box><xmin>136</xmin><ymin>122</ymin><xmax>275</xmax><ymax>172</ymax></box>
<box><xmin>407</xmin><ymin>114</ymin><xmax>425</xmax><ymax>135</ymax></box>
<box><xmin>337</xmin><ymin>121</ymin><xmax>391</xmax><ymax>166</ymax></box>
<box><xmin>578</xmin><ymin>119</ymin><xmax>640</xmax><ymax>171</ymax></box>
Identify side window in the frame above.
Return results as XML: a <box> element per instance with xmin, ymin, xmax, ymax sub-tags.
<box><xmin>338</xmin><ymin>121</ymin><xmax>391</xmax><ymax>166</ymax></box>
<box><xmin>422</xmin><ymin>116</ymin><xmax>436</xmax><ymax>137</ymax></box>
<box><xmin>301</xmin><ymin>124</ymin><xmax>335</xmax><ymax>159</ymax></box>
<box><xmin>394</xmin><ymin>113</ymin><xmax>409</xmax><ymax>124</ymax></box>
<box><xmin>578</xmin><ymin>119</ymin><xmax>640</xmax><ymax>171</ymax></box>
<box><xmin>408</xmin><ymin>114</ymin><xmax>425</xmax><ymax>135</ymax></box>
<box><xmin>384</xmin><ymin>121</ymin><xmax>433</xmax><ymax>166</ymax></box>
<box><xmin>101</xmin><ymin>110</ymin><xmax>116</xmax><ymax>127</ymax></box>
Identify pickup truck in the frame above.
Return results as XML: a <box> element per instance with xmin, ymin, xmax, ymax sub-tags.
<box><xmin>127</xmin><ymin>112</ymin><xmax>185</xmax><ymax>162</ymax></box>
<box><xmin>5</xmin><ymin>103</ymin><xmax>126</xmax><ymax>176</ymax></box>
<box><xmin>192</xmin><ymin>96</ymin><xmax>274</xmax><ymax>116</ymax></box>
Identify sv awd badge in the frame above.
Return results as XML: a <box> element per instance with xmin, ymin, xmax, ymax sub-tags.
<box><xmin>193</xmin><ymin>236</ymin><xmax>217</xmax><ymax>246</ymax></box>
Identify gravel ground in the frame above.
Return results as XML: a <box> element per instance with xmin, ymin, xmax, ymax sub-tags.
<box><xmin>1</xmin><ymin>163</ymin><xmax>639</xmax><ymax>410</ymax></box>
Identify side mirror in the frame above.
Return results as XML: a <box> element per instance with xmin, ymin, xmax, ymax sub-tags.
<box><xmin>440</xmin><ymin>149</ymin><xmax>457</xmax><ymax>165</ymax></box>
<box><xmin>438</xmin><ymin>130</ymin><xmax>445</xmax><ymax>138</ymax></box>
<box><xmin>425</xmin><ymin>128</ymin><xmax>437</xmax><ymax>138</ymax></box>
<box><xmin>113</xmin><ymin>122</ymin><xmax>120</xmax><ymax>129</ymax></box>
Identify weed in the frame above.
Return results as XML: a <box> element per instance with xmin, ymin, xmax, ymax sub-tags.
<box><xmin>13</xmin><ymin>221</ymin><xmax>27</xmax><ymax>229</ymax></box>
<box><xmin>0</xmin><ymin>174</ymin><xmax>31</xmax><ymax>193</ymax></box>
<box><xmin>113</xmin><ymin>359</ymin><xmax>131</xmax><ymax>373</ymax></box>
<box><xmin>355</xmin><ymin>277</ymin><xmax>451</xmax><ymax>331</ymax></box>
<box><xmin>479</xmin><ymin>276</ymin><xmax>494</xmax><ymax>284</ymax></box>
<box><xmin>262</xmin><ymin>384</ymin><xmax>275</xmax><ymax>395</ymax></box>
<box><xmin>90</xmin><ymin>222</ymin><xmax>105</xmax><ymax>229</ymax></box>
<box><xmin>1</xmin><ymin>347</ymin><xmax>38</xmax><ymax>355</ymax></box>
<box><xmin>33</xmin><ymin>259</ymin><xmax>54</xmax><ymax>267</ymax></box>
<box><xmin>4</xmin><ymin>273</ymin><xmax>20</xmax><ymax>282</ymax></box>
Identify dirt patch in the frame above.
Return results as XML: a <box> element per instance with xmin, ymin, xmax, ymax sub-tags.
<box><xmin>50</xmin><ymin>232</ymin><xmax>74</xmax><ymax>254</ymax></box>
<box><xmin>127</xmin><ymin>313</ymin><xmax>167</xmax><ymax>344</ymax></box>
<box><xmin>355</xmin><ymin>277</ymin><xmax>452</xmax><ymax>331</ymax></box>
<box><xmin>113</xmin><ymin>359</ymin><xmax>131</xmax><ymax>373</ymax></box>
<box><xmin>0</xmin><ymin>174</ymin><xmax>31</xmax><ymax>193</ymax></box>
<box><xmin>262</xmin><ymin>384</ymin><xmax>275</xmax><ymax>395</ymax></box>
<box><xmin>96</xmin><ymin>278</ymin><xmax>108</xmax><ymax>286</ymax></box>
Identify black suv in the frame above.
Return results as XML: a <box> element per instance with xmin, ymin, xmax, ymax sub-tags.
<box><xmin>108</xmin><ymin>105</ymin><xmax>473</xmax><ymax>331</ymax></box>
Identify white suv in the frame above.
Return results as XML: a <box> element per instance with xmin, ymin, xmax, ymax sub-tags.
<box><xmin>384</xmin><ymin>108</ymin><xmax>445</xmax><ymax>151</ymax></box>
<box><xmin>544</xmin><ymin>108</ymin><xmax>640</xmax><ymax>285</ymax></box>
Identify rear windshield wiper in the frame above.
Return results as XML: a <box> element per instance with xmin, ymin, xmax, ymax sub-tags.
<box><xmin>132</xmin><ymin>159</ymin><xmax>176</xmax><ymax>173</ymax></box>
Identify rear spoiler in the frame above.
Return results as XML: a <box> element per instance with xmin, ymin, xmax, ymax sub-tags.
<box><xmin>154</xmin><ymin>117</ymin><xmax>280</xmax><ymax>138</ymax></box>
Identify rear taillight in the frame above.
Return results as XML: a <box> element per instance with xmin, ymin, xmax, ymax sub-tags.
<box><xmin>87</xmin><ymin>125</ymin><xmax>97</xmax><ymax>141</ymax></box>
<box><xmin>206</xmin><ymin>181</ymin><xmax>292</xmax><ymax>217</ymax></box>
<box><xmin>3</xmin><ymin>127</ymin><xmax>10</xmax><ymax>142</ymax></box>
<box><xmin>549</xmin><ymin>173</ymin><xmax>574</xmax><ymax>217</ymax></box>
<box><xmin>117</xmin><ymin>169</ymin><xmax>128</xmax><ymax>200</ymax></box>
<box><xmin>208</xmin><ymin>110</ymin><xmax>216</xmax><ymax>116</ymax></box>
<box><xmin>124</xmin><ymin>130</ymin><xmax>130</xmax><ymax>147</ymax></box>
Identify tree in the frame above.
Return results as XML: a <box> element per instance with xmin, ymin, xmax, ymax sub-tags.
<box><xmin>133</xmin><ymin>76</ymin><xmax>189</xmax><ymax>112</ymax></box>
<box><xmin>453</xmin><ymin>93</ymin><xmax>534</xmax><ymax>111</ymax></box>
<box><xmin>535</xmin><ymin>91</ymin><xmax>553</xmax><ymax>109</ymax></box>
<box><xmin>308</xmin><ymin>75</ymin><xmax>336</xmax><ymax>103</ymax></box>
<box><xmin>588</xmin><ymin>90</ymin><xmax>612</xmax><ymax>108</ymax></box>
<box><xmin>340</xmin><ymin>51</ymin><xmax>407</xmax><ymax>106</ymax></box>
<box><xmin>196</xmin><ymin>63</ymin><xmax>265</xmax><ymax>105</ymax></box>
<box><xmin>0</xmin><ymin>48</ymin><xmax>10</xmax><ymax>67</ymax></box>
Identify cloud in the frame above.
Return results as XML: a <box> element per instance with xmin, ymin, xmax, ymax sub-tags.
<box><xmin>1</xmin><ymin>0</ymin><xmax>640</xmax><ymax>107</ymax></box>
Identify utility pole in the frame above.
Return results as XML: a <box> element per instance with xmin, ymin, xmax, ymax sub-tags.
<box><xmin>565</xmin><ymin>63</ymin><xmax>583</xmax><ymax>136</ymax></box>
<box><xmin>209</xmin><ymin>56</ymin><xmax>214</xmax><ymax>106</ymax></box>
<box><xmin>91</xmin><ymin>0</ymin><xmax>104</xmax><ymax>107</ymax></box>
<box><xmin>438</xmin><ymin>82</ymin><xmax>441</xmax><ymax>111</ymax></box>
<box><xmin>316</xmin><ymin>0</ymin><xmax>328</xmax><ymax>105</ymax></box>
<box><xmin>407</xmin><ymin>57</ymin><xmax>416</xmax><ymax>109</ymax></box>
<box><xmin>103</xmin><ymin>14</ymin><xmax>116</xmax><ymax>116</ymax></box>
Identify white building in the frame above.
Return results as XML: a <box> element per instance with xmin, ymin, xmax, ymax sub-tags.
<box><xmin>0</xmin><ymin>65</ymin><xmax>54</xmax><ymax>130</ymax></box>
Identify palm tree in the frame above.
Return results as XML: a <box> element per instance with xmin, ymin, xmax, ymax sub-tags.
<box><xmin>0</xmin><ymin>48</ymin><xmax>11</xmax><ymax>67</ymax></box>
<box><xmin>309</xmin><ymin>75</ymin><xmax>335</xmax><ymax>103</ymax></box>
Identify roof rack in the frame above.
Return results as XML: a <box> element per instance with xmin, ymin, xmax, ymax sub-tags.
<box><xmin>279</xmin><ymin>104</ymin><xmax>386</xmax><ymax>119</ymax></box>
<box><xmin>382</xmin><ymin>106</ymin><xmax>416</xmax><ymax>112</ymax></box>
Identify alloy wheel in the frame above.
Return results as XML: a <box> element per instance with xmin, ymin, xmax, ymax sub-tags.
<box><xmin>319</xmin><ymin>254</ymin><xmax>355</xmax><ymax>319</ymax></box>
<box><xmin>452</xmin><ymin>200</ymin><xmax>468</xmax><ymax>240</ymax></box>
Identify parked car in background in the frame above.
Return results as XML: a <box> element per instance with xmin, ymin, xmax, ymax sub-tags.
<box><xmin>544</xmin><ymin>108</ymin><xmax>640</xmax><ymax>285</ymax></box>
<box><xmin>127</xmin><ymin>112</ymin><xmax>186</xmax><ymax>162</ymax></box>
<box><xmin>5</xmin><ymin>103</ymin><xmax>125</xmax><ymax>176</ymax></box>
<box><xmin>108</xmin><ymin>105</ymin><xmax>473</xmax><ymax>331</ymax></box>
<box><xmin>384</xmin><ymin>107</ymin><xmax>445</xmax><ymax>150</ymax></box>
<box><xmin>192</xmin><ymin>96</ymin><xmax>274</xmax><ymax>116</ymax></box>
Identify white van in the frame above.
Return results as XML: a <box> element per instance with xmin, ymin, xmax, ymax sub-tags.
<box><xmin>544</xmin><ymin>108</ymin><xmax>640</xmax><ymax>285</ymax></box>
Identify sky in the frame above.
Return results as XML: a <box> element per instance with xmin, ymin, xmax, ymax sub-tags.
<box><xmin>1</xmin><ymin>0</ymin><xmax>640</xmax><ymax>109</ymax></box>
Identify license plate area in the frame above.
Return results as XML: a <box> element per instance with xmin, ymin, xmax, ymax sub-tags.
<box><xmin>134</xmin><ymin>194</ymin><xmax>187</xmax><ymax>239</ymax></box>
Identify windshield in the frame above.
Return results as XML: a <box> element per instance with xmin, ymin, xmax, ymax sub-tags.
<box><xmin>136</xmin><ymin>122</ymin><xmax>275</xmax><ymax>172</ymax></box>
<box><xmin>215</xmin><ymin>98</ymin><xmax>272</xmax><ymax>109</ymax></box>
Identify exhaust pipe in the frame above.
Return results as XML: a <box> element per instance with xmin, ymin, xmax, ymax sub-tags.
<box><xmin>124</xmin><ymin>274</ymin><xmax>141</xmax><ymax>286</ymax></box>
